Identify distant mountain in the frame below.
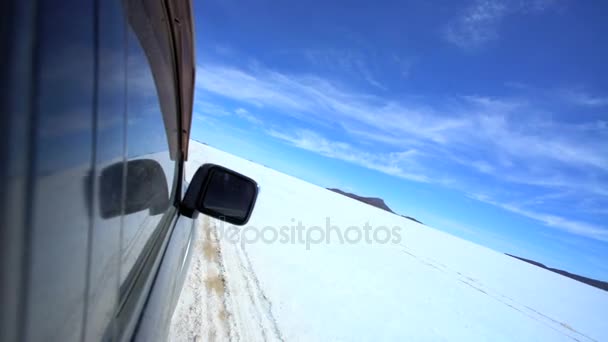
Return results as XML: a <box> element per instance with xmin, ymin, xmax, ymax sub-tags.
<box><xmin>506</xmin><ymin>254</ymin><xmax>608</xmax><ymax>292</ymax></box>
<box><xmin>401</xmin><ymin>215</ymin><xmax>423</xmax><ymax>224</ymax></box>
<box><xmin>327</xmin><ymin>188</ymin><xmax>423</xmax><ymax>225</ymax></box>
<box><xmin>327</xmin><ymin>188</ymin><xmax>394</xmax><ymax>212</ymax></box>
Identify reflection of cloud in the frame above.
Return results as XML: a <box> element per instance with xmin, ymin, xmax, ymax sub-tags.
<box><xmin>38</xmin><ymin>41</ymin><xmax>163</xmax><ymax>139</ymax></box>
<box><xmin>40</xmin><ymin>108</ymin><xmax>123</xmax><ymax>139</ymax></box>
<box><xmin>195</xmin><ymin>61</ymin><xmax>608</xmax><ymax>242</ymax></box>
<box><xmin>127</xmin><ymin>50</ymin><xmax>159</xmax><ymax>96</ymax></box>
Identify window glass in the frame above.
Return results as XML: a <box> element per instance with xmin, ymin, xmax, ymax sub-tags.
<box><xmin>84</xmin><ymin>0</ymin><xmax>126</xmax><ymax>340</ymax></box>
<box><xmin>26</xmin><ymin>1</ymin><xmax>94</xmax><ymax>340</ymax></box>
<box><xmin>120</xmin><ymin>19</ymin><xmax>177</xmax><ymax>290</ymax></box>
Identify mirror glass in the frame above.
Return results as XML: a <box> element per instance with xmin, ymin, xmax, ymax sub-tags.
<box><xmin>200</xmin><ymin>168</ymin><xmax>257</xmax><ymax>225</ymax></box>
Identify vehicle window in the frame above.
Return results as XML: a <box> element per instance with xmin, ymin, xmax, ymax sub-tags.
<box><xmin>119</xmin><ymin>15</ymin><xmax>177</xmax><ymax>295</ymax></box>
<box><xmin>0</xmin><ymin>0</ymin><xmax>186</xmax><ymax>341</ymax></box>
<box><xmin>84</xmin><ymin>0</ymin><xmax>126</xmax><ymax>340</ymax></box>
<box><xmin>24</xmin><ymin>1</ymin><xmax>95</xmax><ymax>341</ymax></box>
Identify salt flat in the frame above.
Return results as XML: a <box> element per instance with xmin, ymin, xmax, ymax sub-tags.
<box><xmin>170</xmin><ymin>141</ymin><xmax>608</xmax><ymax>341</ymax></box>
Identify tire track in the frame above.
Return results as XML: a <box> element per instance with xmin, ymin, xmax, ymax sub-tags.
<box><xmin>401</xmin><ymin>246</ymin><xmax>595</xmax><ymax>342</ymax></box>
<box><xmin>201</xmin><ymin>218</ymin><xmax>232</xmax><ymax>341</ymax></box>
<box><xmin>171</xmin><ymin>217</ymin><xmax>285</xmax><ymax>341</ymax></box>
<box><xmin>214</xmin><ymin>221</ymin><xmax>285</xmax><ymax>342</ymax></box>
<box><xmin>235</xmin><ymin>244</ymin><xmax>285</xmax><ymax>342</ymax></box>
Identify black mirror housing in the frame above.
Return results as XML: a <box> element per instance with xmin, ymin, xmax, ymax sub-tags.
<box><xmin>181</xmin><ymin>164</ymin><xmax>258</xmax><ymax>225</ymax></box>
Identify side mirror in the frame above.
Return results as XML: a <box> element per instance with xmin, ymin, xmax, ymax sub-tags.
<box><xmin>181</xmin><ymin>164</ymin><xmax>258</xmax><ymax>225</ymax></box>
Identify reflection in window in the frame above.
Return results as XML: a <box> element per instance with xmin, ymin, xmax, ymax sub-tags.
<box><xmin>119</xmin><ymin>24</ymin><xmax>176</xmax><ymax>288</ymax></box>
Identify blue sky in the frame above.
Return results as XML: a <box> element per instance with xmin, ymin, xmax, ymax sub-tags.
<box><xmin>191</xmin><ymin>0</ymin><xmax>608</xmax><ymax>280</ymax></box>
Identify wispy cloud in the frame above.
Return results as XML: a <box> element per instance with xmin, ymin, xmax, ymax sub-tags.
<box><xmin>468</xmin><ymin>193</ymin><xmax>608</xmax><ymax>242</ymax></box>
<box><xmin>197</xmin><ymin>63</ymin><xmax>608</xmax><ymax>175</ymax></box>
<box><xmin>266</xmin><ymin>129</ymin><xmax>431</xmax><ymax>183</ymax></box>
<box><xmin>195</xmin><ymin>61</ymin><xmax>608</xmax><ymax>242</ymax></box>
<box><xmin>194</xmin><ymin>100</ymin><xmax>232</xmax><ymax>117</ymax></box>
<box><xmin>302</xmin><ymin>48</ymin><xmax>386</xmax><ymax>89</ymax></box>
<box><xmin>444</xmin><ymin>0</ymin><xmax>558</xmax><ymax>49</ymax></box>
<box><xmin>296</xmin><ymin>48</ymin><xmax>417</xmax><ymax>90</ymax></box>
<box><xmin>392</xmin><ymin>55</ymin><xmax>416</xmax><ymax>79</ymax></box>
<box><xmin>561</xmin><ymin>89</ymin><xmax>608</xmax><ymax>107</ymax></box>
<box><xmin>234</xmin><ymin>107</ymin><xmax>262</xmax><ymax>125</ymax></box>
<box><xmin>444</xmin><ymin>0</ymin><xmax>509</xmax><ymax>49</ymax></box>
<box><xmin>505</xmin><ymin>82</ymin><xmax>608</xmax><ymax>109</ymax></box>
